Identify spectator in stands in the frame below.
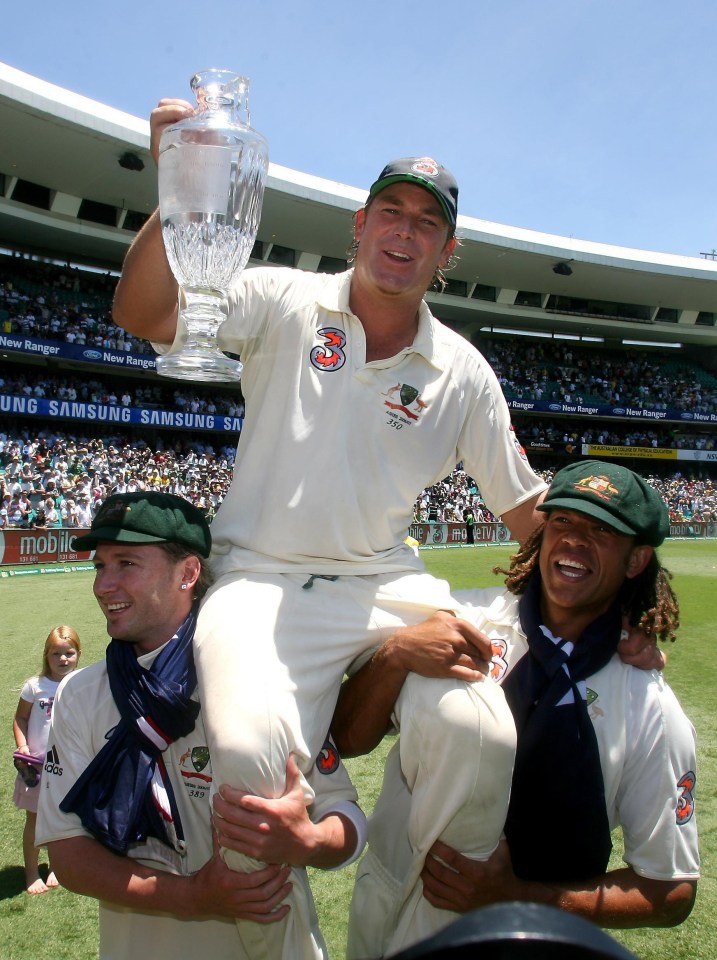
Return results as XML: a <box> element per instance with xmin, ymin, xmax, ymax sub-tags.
<box><xmin>75</xmin><ymin>495</ymin><xmax>93</xmax><ymax>527</ymax></box>
<box><xmin>7</xmin><ymin>491</ymin><xmax>28</xmax><ymax>526</ymax></box>
<box><xmin>60</xmin><ymin>498</ymin><xmax>79</xmax><ymax>527</ymax></box>
<box><xmin>32</xmin><ymin>503</ymin><xmax>47</xmax><ymax>528</ymax></box>
<box><xmin>19</xmin><ymin>491</ymin><xmax>34</xmax><ymax>521</ymax></box>
<box><xmin>44</xmin><ymin>497</ymin><xmax>61</xmax><ymax>528</ymax></box>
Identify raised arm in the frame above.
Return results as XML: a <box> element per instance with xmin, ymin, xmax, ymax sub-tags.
<box><xmin>422</xmin><ymin>839</ymin><xmax>696</xmax><ymax>928</ymax></box>
<box><xmin>331</xmin><ymin>611</ymin><xmax>491</xmax><ymax>758</ymax></box>
<box><xmin>112</xmin><ymin>100</ymin><xmax>194</xmax><ymax>344</ymax></box>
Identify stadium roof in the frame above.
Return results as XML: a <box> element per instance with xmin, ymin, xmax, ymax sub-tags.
<box><xmin>1</xmin><ymin>61</ymin><xmax>716</xmax><ymax>352</ymax></box>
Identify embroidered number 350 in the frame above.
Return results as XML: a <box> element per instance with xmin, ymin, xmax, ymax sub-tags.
<box><xmin>310</xmin><ymin>327</ymin><xmax>346</xmax><ymax>371</ymax></box>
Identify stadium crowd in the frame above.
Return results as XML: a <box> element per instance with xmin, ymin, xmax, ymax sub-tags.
<box><xmin>2</xmin><ymin>363</ymin><xmax>717</xmax><ymax>453</ymax></box>
<box><xmin>516</xmin><ymin>418</ymin><xmax>716</xmax><ymax>451</ymax></box>
<box><xmin>4</xmin><ymin>365</ymin><xmax>716</xmax><ymax>456</ymax></box>
<box><xmin>0</xmin><ymin>264</ymin><xmax>152</xmax><ymax>356</ymax></box>
<box><xmin>480</xmin><ymin>338</ymin><xmax>717</xmax><ymax>415</ymax></box>
<box><xmin>415</xmin><ymin>465</ymin><xmax>717</xmax><ymax>525</ymax></box>
<box><xmin>2</xmin><ymin>254</ymin><xmax>716</xmax><ymax>534</ymax></box>
<box><xmin>1</xmin><ymin>428</ymin><xmax>715</xmax><ymax>532</ymax></box>
<box><xmin>3</xmin><ymin>254</ymin><xmax>717</xmax><ymax>417</ymax></box>
<box><xmin>0</xmin><ymin>431</ymin><xmax>235</xmax><ymax>529</ymax></box>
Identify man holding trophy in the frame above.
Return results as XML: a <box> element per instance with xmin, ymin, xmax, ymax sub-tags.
<box><xmin>114</xmin><ymin>76</ymin><xmax>547</xmax><ymax>959</ymax></box>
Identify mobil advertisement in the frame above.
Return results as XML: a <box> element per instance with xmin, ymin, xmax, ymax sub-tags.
<box><xmin>0</xmin><ymin>528</ymin><xmax>94</xmax><ymax>566</ymax></box>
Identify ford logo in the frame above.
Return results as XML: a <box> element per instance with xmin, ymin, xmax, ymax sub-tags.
<box><xmin>548</xmin><ymin>403</ymin><xmax>562</xmax><ymax>412</ymax></box>
<box><xmin>83</xmin><ymin>349</ymin><xmax>103</xmax><ymax>360</ymax></box>
<box><xmin>612</xmin><ymin>408</ymin><xmax>625</xmax><ymax>415</ymax></box>
<box><xmin>681</xmin><ymin>413</ymin><xmax>694</xmax><ymax>420</ymax></box>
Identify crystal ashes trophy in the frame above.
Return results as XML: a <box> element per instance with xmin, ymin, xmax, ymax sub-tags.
<box><xmin>156</xmin><ymin>69</ymin><xmax>269</xmax><ymax>382</ymax></box>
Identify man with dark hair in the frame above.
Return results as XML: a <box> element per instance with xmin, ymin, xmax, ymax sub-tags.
<box><xmin>36</xmin><ymin>492</ymin><xmax>366</xmax><ymax>960</ymax></box>
<box><xmin>335</xmin><ymin>462</ymin><xmax>699</xmax><ymax>957</ymax></box>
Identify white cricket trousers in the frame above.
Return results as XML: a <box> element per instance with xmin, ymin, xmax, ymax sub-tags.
<box><xmin>347</xmin><ymin>672</ymin><xmax>516</xmax><ymax>958</ymax></box>
<box><xmin>194</xmin><ymin>569</ymin><xmax>516</xmax><ymax>960</ymax></box>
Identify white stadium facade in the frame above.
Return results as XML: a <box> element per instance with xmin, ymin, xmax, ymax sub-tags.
<box><xmin>1</xmin><ymin>60</ymin><xmax>716</xmax><ymax>486</ymax></box>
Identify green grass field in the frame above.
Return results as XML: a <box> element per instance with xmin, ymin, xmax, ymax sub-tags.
<box><xmin>0</xmin><ymin>541</ymin><xmax>715</xmax><ymax>959</ymax></box>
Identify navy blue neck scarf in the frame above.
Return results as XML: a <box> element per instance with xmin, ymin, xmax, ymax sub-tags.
<box><xmin>502</xmin><ymin>572</ymin><xmax>619</xmax><ymax>881</ymax></box>
<box><xmin>60</xmin><ymin>605</ymin><xmax>200</xmax><ymax>855</ymax></box>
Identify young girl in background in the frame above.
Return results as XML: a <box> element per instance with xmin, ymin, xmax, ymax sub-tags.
<box><xmin>13</xmin><ymin>625</ymin><xmax>81</xmax><ymax>893</ymax></box>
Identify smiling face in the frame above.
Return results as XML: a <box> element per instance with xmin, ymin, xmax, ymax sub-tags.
<box><xmin>538</xmin><ymin>508</ymin><xmax>652</xmax><ymax>641</ymax></box>
<box><xmin>92</xmin><ymin>541</ymin><xmax>198</xmax><ymax>656</ymax></box>
<box><xmin>352</xmin><ymin>182</ymin><xmax>456</xmax><ymax>302</ymax></box>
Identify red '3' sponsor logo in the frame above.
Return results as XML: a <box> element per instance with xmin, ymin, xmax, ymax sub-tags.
<box><xmin>316</xmin><ymin>738</ymin><xmax>340</xmax><ymax>775</ymax></box>
<box><xmin>310</xmin><ymin>328</ymin><xmax>346</xmax><ymax>371</ymax></box>
<box><xmin>676</xmin><ymin>771</ymin><xmax>696</xmax><ymax>825</ymax></box>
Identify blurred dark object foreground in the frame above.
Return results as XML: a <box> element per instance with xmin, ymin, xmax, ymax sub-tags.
<box><xmin>385</xmin><ymin>903</ymin><xmax>638</xmax><ymax>959</ymax></box>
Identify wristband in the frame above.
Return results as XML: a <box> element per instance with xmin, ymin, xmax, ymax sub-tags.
<box><xmin>323</xmin><ymin>800</ymin><xmax>368</xmax><ymax>871</ymax></box>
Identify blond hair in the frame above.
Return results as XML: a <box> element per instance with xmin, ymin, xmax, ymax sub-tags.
<box><xmin>42</xmin><ymin>625</ymin><xmax>82</xmax><ymax>677</ymax></box>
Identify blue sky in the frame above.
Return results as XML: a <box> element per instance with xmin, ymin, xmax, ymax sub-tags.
<box><xmin>3</xmin><ymin>0</ymin><xmax>717</xmax><ymax>257</ymax></box>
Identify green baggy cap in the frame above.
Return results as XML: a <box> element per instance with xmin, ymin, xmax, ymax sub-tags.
<box><xmin>72</xmin><ymin>491</ymin><xmax>211</xmax><ymax>557</ymax></box>
<box><xmin>537</xmin><ymin>461</ymin><xmax>669</xmax><ymax>546</ymax></box>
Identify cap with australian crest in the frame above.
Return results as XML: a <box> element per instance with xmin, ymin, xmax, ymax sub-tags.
<box><xmin>537</xmin><ymin>461</ymin><xmax>669</xmax><ymax>547</ymax></box>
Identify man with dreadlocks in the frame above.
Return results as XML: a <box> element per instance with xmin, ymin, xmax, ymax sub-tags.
<box><xmin>335</xmin><ymin>461</ymin><xmax>699</xmax><ymax>959</ymax></box>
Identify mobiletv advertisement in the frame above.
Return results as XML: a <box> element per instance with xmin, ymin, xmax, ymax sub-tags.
<box><xmin>2</xmin><ymin>520</ymin><xmax>715</xmax><ymax>568</ymax></box>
